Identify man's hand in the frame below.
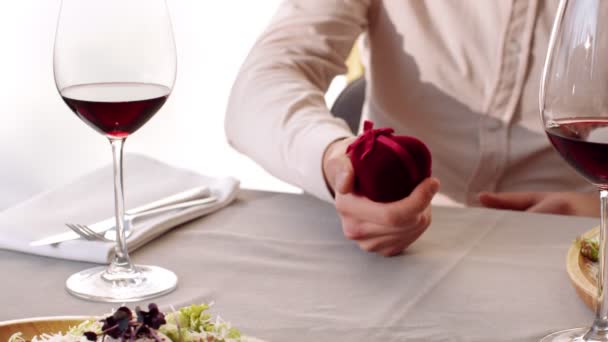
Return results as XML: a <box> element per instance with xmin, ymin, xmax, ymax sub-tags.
<box><xmin>478</xmin><ymin>191</ymin><xmax>599</xmax><ymax>217</ymax></box>
<box><xmin>323</xmin><ymin>138</ymin><xmax>440</xmax><ymax>257</ymax></box>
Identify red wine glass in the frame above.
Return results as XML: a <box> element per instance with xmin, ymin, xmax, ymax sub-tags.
<box><xmin>541</xmin><ymin>0</ymin><xmax>608</xmax><ymax>340</ymax></box>
<box><xmin>53</xmin><ymin>0</ymin><xmax>177</xmax><ymax>302</ymax></box>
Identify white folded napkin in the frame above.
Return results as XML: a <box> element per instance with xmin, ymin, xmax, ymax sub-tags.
<box><xmin>0</xmin><ymin>154</ymin><xmax>239</xmax><ymax>263</ymax></box>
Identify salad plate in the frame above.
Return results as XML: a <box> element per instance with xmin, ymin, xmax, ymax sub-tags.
<box><xmin>0</xmin><ymin>304</ymin><xmax>264</xmax><ymax>342</ymax></box>
<box><xmin>0</xmin><ymin>317</ymin><xmax>90</xmax><ymax>341</ymax></box>
<box><xmin>566</xmin><ymin>226</ymin><xmax>599</xmax><ymax>311</ymax></box>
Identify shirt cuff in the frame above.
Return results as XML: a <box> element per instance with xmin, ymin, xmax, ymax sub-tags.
<box><xmin>294</xmin><ymin>121</ymin><xmax>353</xmax><ymax>203</ymax></box>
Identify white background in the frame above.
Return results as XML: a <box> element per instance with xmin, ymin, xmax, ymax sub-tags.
<box><xmin>0</xmin><ymin>1</ymin><xmax>346</xmax><ymax>208</ymax></box>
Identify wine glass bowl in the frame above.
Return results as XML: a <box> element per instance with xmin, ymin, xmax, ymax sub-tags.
<box><xmin>541</xmin><ymin>0</ymin><xmax>608</xmax><ymax>340</ymax></box>
<box><xmin>60</xmin><ymin>83</ymin><xmax>171</xmax><ymax>139</ymax></box>
<box><xmin>53</xmin><ymin>0</ymin><xmax>177</xmax><ymax>302</ymax></box>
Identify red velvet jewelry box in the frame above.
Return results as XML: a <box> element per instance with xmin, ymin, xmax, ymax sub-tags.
<box><xmin>346</xmin><ymin>121</ymin><xmax>432</xmax><ymax>202</ymax></box>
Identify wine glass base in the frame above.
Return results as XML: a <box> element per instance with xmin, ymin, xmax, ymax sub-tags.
<box><xmin>65</xmin><ymin>265</ymin><xmax>177</xmax><ymax>303</ymax></box>
<box><xmin>540</xmin><ymin>327</ymin><xmax>595</xmax><ymax>342</ymax></box>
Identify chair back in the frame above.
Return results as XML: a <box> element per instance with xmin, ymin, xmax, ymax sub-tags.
<box><xmin>330</xmin><ymin>77</ymin><xmax>366</xmax><ymax>134</ymax></box>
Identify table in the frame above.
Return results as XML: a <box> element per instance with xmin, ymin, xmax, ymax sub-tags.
<box><xmin>0</xmin><ymin>190</ymin><xmax>598</xmax><ymax>341</ymax></box>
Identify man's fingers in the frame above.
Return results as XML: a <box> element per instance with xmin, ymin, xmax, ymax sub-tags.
<box><xmin>341</xmin><ymin>207</ymin><xmax>432</xmax><ymax>239</ymax></box>
<box><xmin>387</xmin><ymin>177</ymin><xmax>440</xmax><ymax>220</ymax></box>
<box><xmin>378</xmin><ymin>240</ymin><xmax>411</xmax><ymax>257</ymax></box>
<box><xmin>527</xmin><ymin>197</ymin><xmax>574</xmax><ymax>215</ymax></box>
<box><xmin>357</xmin><ymin>235</ymin><xmax>400</xmax><ymax>253</ymax></box>
<box><xmin>336</xmin><ymin>193</ymin><xmax>393</xmax><ymax>224</ymax></box>
<box><xmin>343</xmin><ymin>220</ymin><xmax>402</xmax><ymax>239</ymax></box>
<box><xmin>356</xmin><ymin>225</ymin><xmax>426</xmax><ymax>256</ymax></box>
<box><xmin>340</xmin><ymin>216</ymin><xmax>364</xmax><ymax>240</ymax></box>
<box><xmin>527</xmin><ymin>200</ymin><xmax>565</xmax><ymax>214</ymax></box>
<box><xmin>478</xmin><ymin>191</ymin><xmax>543</xmax><ymax>211</ymax></box>
<box><xmin>336</xmin><ymin>177</ymin><xmax>439</xmax><ymax>225</ymax></box>
<box><xmin>525</xmin><ymin>192</ymin><xmax>598</xmax><ymax>217</ymax></box>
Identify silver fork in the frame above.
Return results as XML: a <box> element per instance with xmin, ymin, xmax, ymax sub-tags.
<box><xmin>65</xmin><ymin>195</ymin><xmax>218</xmax><ymax>242</ymax></box>
<box><xmin>66</xmin><ymin>223</ymin><xmax>113</xmax><ymax>242</ymax></box>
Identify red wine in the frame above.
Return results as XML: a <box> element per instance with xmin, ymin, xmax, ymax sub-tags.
<box><xmin>61</xmin><ymin>82</ymin><xmax>170</xmax><ymax>138</ymax></box>
<box><xmin>546</xmin><ymin>118</ymin><xmax>608</xmax><ymax>185</ymax></box>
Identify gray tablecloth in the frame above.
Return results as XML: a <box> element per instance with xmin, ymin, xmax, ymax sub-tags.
<box><xmin>0</xmin><ymin>190</ymin><xmax>598</xmax><ymax>341</ymax></box>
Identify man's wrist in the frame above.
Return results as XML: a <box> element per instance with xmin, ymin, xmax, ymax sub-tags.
<box><xmin>322</xmin><ymin>137</ymin><xmax>352</xmax><ymax>195</ymax></box>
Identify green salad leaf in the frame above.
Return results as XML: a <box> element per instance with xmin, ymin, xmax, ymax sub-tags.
<box><xmin>579</xmin><ymin>237</ymin><xmax>599</xmax><ymax>262</ymax></box>
<box><xmin>160</xmin><ymin>304</ymin><xmax>243</xmax><ymax>342</ymax></box>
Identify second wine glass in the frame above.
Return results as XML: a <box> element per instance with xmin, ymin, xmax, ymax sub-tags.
<box><xmin>541</xmin><ymin>0</ymin><xmax>608</xmax><ymax>340</ymax></box>
<box><xmin>53</xmin><ymin>0</ymin><xmax>178</xmax><ymax>302</ymax></box>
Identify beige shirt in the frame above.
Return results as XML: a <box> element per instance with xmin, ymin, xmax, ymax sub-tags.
<box><xmin>225</xmin><ymin>0</ymin><xmax>592</xmax><ymax>205</ymax></box>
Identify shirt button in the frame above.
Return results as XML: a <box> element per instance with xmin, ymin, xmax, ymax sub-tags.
<box><xmin>484</xmin><ymin>118</ymin><xmax>502</xmax><ymax>132</ymax></box>
<box><xmin>509</xmin><ymin>40</ymin><xmax>521</xmax><ymax>54</ymax></box>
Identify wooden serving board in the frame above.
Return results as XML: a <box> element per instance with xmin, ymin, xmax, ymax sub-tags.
<box><xmin>567</xmin><ymin>226</ymin><xmax>599</xmax><ymax>311</ymax></box>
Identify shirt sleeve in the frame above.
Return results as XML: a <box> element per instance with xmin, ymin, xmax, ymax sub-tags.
<box><xmin>225</xmin><ymin>0</ymin><xmax>372</xmax><ymax>202</ymax></box>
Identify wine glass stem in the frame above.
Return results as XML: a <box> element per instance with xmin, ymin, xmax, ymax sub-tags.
<box><xmin>586</xmin><ymin>189</ymin><xmax>608</xmax><ymax>339</ymax></box>
<box><xmin>106</xmin><ymin>138</ymin><xmax>137</xmax><ymax>278</ymax></box>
